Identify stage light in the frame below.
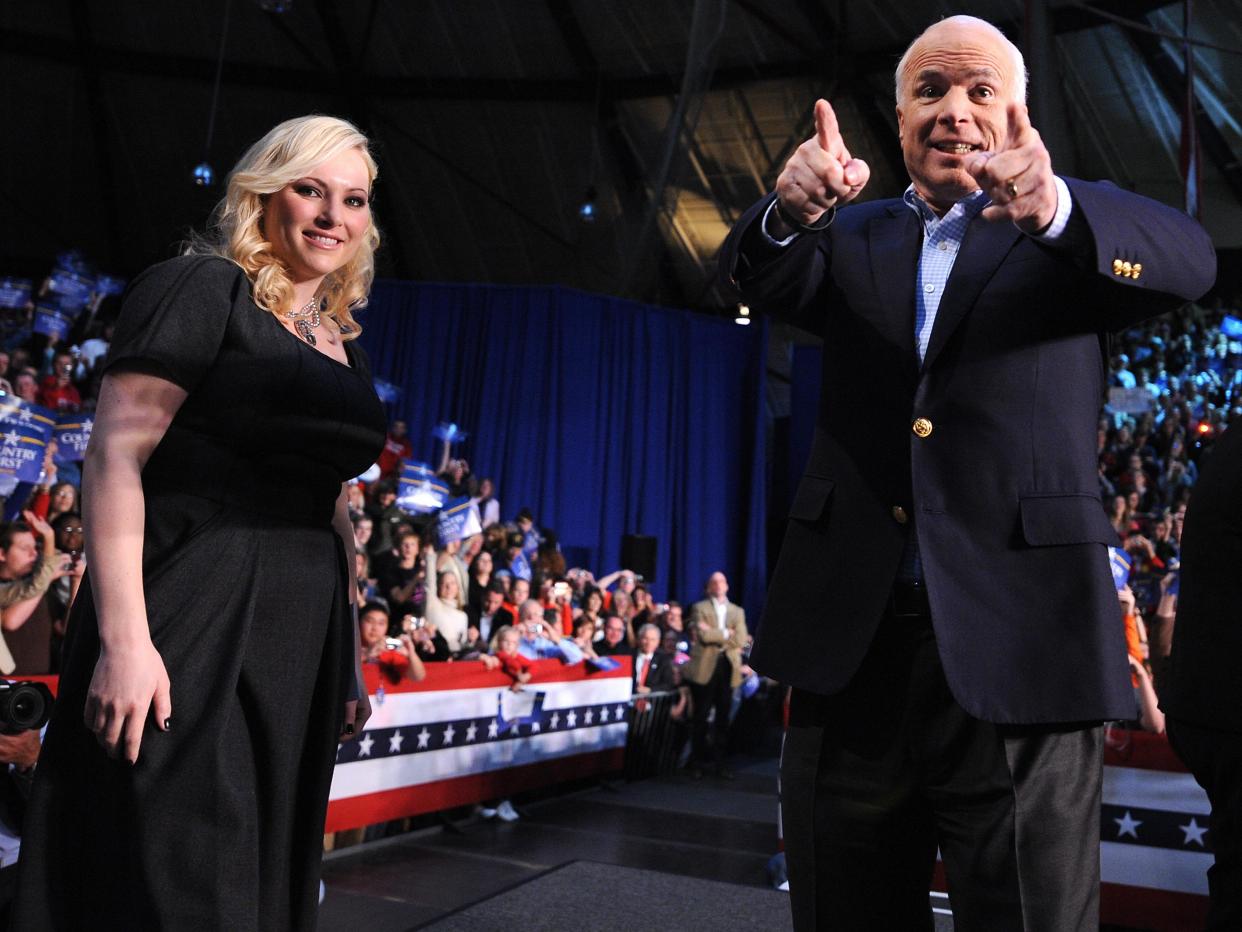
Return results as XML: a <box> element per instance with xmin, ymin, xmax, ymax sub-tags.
<box><xmin>734</xmin><ymin>303</ymin><xmax>751</xmax><ymax>326</ymax></box>
<box><xmin>193</xmin><ymin>162</ymin><xmax>215</xmax><ymax>186</ymax></box>
<box><xmin>577</xmin><ymin>187</ymin><xmax>598</xmax><ymax>223</ymax></box>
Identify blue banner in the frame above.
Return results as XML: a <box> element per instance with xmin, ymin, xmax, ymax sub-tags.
<box><xmin>436</xmin><ymin>496</ymin><xmax>481</xmax><ymax>544</ymax></box>
<box><xmin>432</xmin><ymin>421</ymin><xmax>468</xmax><ymax>444</ymax></box>
<box><xmin>1109</xmin><ymin>547</ymin><xmax>1132</xmax><ymax>591</ymax></box>
<box><xmin>0</xmin><ymin>278</ymin><xmax>32</xmax><ymax>310</ymax></box>
<box><xmin>1222</xmin><ymin>315</ymin><xmax>1242</xmax><ymax>339</ymax></box>
<box><xmin>509</xmin><ymin>550</ymin><xmax>531</xmax><ymax>582</ymax></box>
<box><xmin>53</xmin><ymin>412</ymin><xmax>94</xmax><ymax>464</ymax></box>
<box><xmin>46</xmin><ymin>268</ymin><xmax>94</xmax><ymax>304</ymax></box>
<box><xmin>33</xmin><ymin>303</ymin><xmax>73</xmax><ymax>341</ymax></box>
<box><xmin>94</xmin><ymin>273</ymin><xmax>127</xmax><ymax>297</ymax></box>
<box><xmin>0</xmin><ymin>396</ymin><xmax>56</xmax><ymax>483</ymax></box>
<box><xmin>373</xmin><ymin>377</ymin><xmax>403</xmax><ymax>403</ymax></box>
<box><xmin>396</xmin><ymin>461</ymin><xmax>449</xmax><ymax>515</ymax></box>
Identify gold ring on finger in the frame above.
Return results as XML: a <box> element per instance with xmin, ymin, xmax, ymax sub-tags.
<box><xmin>1005</xmin><ymin>178</ymin><xmax>1019</xmax><ymax>198</ymax></box>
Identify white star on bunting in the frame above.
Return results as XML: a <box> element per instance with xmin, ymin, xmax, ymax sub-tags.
<box><xmin>442</xmin><ymin>723</ymin><xmax>456</xmax><ymax>744</ymax></box>
<box><xmin>549</xmin><ymin>712</ymin><xmax>560</xmax><ymax>729</ymax></box>
<box><xmin>487</xmin><ymin>719</ymin><xmax>499</xmax><ymax>739</ymax></box>
<box><xmin>465</xmin><ymin>722</ymin><xmax>478</xmax><ymax>742</ymax></box>
<box><xmin>1180</xmin><ymin>818</ymin><xmax>1208</xmax><ymax>847</ymax></box>
<box><xmin>357</xmin><ymin>734</ymin><xmax>375</xmax><ymax>757</ymax></box>
<box><xmin>566</xmin><ymin>710</ymin><xmax>577</xmax><ymax>728</ymax></box>
<box><xmin>615</xmin><ymin>704</ymin><xmax>626</xmax><ymax>719</ymax></box>
<box><xmin>600</xmin><ymin>707</ymin><xmax>610</xmax><ymax>722</ymax></box>
<box><xmin>530</xmin><ymin>720</ymin><xmax>541</xmax><ymax>733</ymax></box>
<box><xmin>416</xmin><ymin>727</ymin><xmax>431</xmax><ymax>749</ymax></box>
<box><xmin>1114</xmin><ymin>811</ymin><xmax>1142</xmax><ymax>839</ymax></box>
<box><xmin>584</xmin><ymin>709</ymin><xmax>594</xmax><ymax>725</ymax></box>
<box><xmin>389</xmin><ymin>731</ymin><xmax>404</xmax><ymax>753</ymax></box>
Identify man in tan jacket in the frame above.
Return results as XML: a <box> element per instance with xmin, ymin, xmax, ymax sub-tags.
<box><xmin>685</xmin><ymin>572</ymin><xmax>747</xmax><ymax>778</ymax></box>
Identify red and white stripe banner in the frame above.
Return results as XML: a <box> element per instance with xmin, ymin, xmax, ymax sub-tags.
<box><xmin>324</xmin><ymin>659</ymin><xmax>633</xmax><ymax>832</ymax></box>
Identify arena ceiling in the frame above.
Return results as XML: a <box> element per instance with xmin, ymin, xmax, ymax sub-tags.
<box><xmin>2</xmin><ymin>0</ymin><xmax>1241</xmax><ymax>313</ymax></box>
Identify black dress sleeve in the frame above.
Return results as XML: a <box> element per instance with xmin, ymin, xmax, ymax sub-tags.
<box><xmin>101</xmin><ymin>255</ymin><xmax>241</xmax><ymax>394</ymax></box>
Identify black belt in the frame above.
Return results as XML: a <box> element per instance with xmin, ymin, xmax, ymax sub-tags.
<box><xmin>889</xmin><ymin>581</ymin><xmax>930</xmax><ymax>618</ymax></box>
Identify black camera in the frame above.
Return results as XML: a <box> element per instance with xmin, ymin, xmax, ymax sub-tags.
<box><xmin>0</xmin><ymin>681</ymin><xmax>54</xmax><ymax>734</ymax></box>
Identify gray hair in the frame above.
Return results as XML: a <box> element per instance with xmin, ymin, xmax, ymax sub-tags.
<box><xmin>519</xmin><ymin>599</ymin><xmax>544</xmax><ymax>622</ymax></box>
<box><xmin>894</xmin><ymin>15</ymin><xmax>1027</xmax><ymax>104</ymax></box>
<box><xmin>637</xmin><ymin>623</ymin><xmax>660</xmax><ymax>639</ymax></box>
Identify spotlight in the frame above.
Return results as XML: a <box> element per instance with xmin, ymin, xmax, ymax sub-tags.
<box><xmin>734</xmin><ymin>302</ymin><xmax>751</xmax><ymax>326</ymax></box>
<box><xmin>577</xmin><ymin>187</ymin><xmax>598</xmax><ymax>223</ymax></box>
<box><xmin>193</xmin><ymin>162</ymin><xmax>215</xmax><ymax>186</ymax></box>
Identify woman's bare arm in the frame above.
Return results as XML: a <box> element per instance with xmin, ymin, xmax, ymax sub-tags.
<box><xmin>83</xmin><ymin>370</ymin><xmax>186</xmax><ymax>763</ymax></box>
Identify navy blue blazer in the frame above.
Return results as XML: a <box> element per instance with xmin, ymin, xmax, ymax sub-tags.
<box><xmin>721</xmin><ymin>180</ymin><xmax>1215</xmax><ymax>724</ymax></box>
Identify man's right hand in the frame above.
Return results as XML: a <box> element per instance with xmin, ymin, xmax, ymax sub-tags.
<box><xmin>774</xmin><ymin>99</ymin><xmax>871</xmax><ymax>231</ymax></box>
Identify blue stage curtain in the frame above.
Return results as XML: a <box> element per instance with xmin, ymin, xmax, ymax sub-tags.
<box><xmin>357</xmin><ymin>281</ymin><xmax>768</xmax><ymax>622</ymax></box>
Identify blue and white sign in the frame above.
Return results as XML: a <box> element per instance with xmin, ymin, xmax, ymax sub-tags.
<box><xmin>46</xmin><ymin>268</ymin><xmax>94</xmax><ymax>304</ymax></box>
<box><xmin>93</xmin><ymin>274</ymin><xmax>127</xmax><ymax>297</ymax></box>
<box><xmin>1222</xmin><ymin>315</ymin><xmax>1242</xmax><ymax>339</ymax></box>
<box><xmin>436</xmin><ymin>496</ymin><xmax>482</xmax><ymax>544</ymax></box>
<box><xmin>33</xmin><ymin>303</ymin><xmax>74</xmax><ymax>341</ymax></box>
<box><xmin>396</xmin><ymin>461</ymin><xmax>449</xmax><ymax>515</ymax></box>
<box><xmin>373</xmin><ymin>378</ymin><xmax>403</xmax><ymax>403</ymax></box>
<box><xmin>0</xmin><ymin>396</ymin><xmax>55</xmax><ymax>483</ymax></box>
<box><xmin>1109</xmin><ymin>547</ymin><xmax>1133</xmax><ymax>591</ymax></box>
<box><xmin>0</xmin><ymin>278</ymin><xmax>32</xmax><ymax>310</ymax></box>
<box><xmin>432</xmin><ymin>422</ymin><xmax>468</xmax><ymax>444</ymax></box>
<box><xmin>53</xmin><ymin>412</ymin><xmax>94</xmax><ymax>464</ymax></box>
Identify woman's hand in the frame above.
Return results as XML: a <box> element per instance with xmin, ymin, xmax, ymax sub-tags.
<box><xmin>84</xmin><ymin>638</ymin><xmax>172</xmax><ymax>764</ymax></box>
<box><xmin>341</xmin><ymin>670</ymin><xmax>372</xmax><ymax>742</ymax></box>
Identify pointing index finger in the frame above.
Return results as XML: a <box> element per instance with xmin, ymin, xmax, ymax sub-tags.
<box><xmin>814</xmin><ymin>99</ymin><xmax>842</xmax><ymax>158</ymax></box>
<box><xmin>1005</xmin><ymin>102</ymin><xmax>1033</xmax><ymax>150</ymax></box>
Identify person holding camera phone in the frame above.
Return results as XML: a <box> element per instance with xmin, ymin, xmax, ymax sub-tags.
<box><xmin>14</xmin><ymin>116</ymin><xmax>388</xmax><ymax>929</ymax></box>
<box><xmin>358</xmin><ymin>604</ymin><xmax>425</xmax><ymax>684</ymax></box>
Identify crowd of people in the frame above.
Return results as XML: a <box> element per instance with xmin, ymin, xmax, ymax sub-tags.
<box><xmin>1099</xmin><ymin>301</ymin><xmax>1242</xmax><ymax>735</ymax></box>
<box><xmin>0</xmin><ymin>258</ymin><xmax>1237</xmax><ymax>764</ymax></box>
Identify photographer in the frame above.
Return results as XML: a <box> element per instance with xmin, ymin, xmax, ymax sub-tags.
<box><xmin>404</xmin><ymin>614</ymin><xmax>451</xmax><ymax>664</ymax></box>
<box><xmin>359</xmin><ymin>604</ymin><xmax>425</xmax><ymax>684</ymax></box>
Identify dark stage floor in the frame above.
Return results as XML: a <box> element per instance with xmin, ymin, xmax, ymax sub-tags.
<box><xmin>316</xmin><ymin>755</ymin><xmax>957</xmax><ymax>931</ymax></box>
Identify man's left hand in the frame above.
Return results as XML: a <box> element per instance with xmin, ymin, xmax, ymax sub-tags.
<box><xmin>966</xmin><ymin>103</ymin><xmax>1057</xmax><ymax>234</ymax></box>
<box><xmin>0</xmin><ymin>730</ymin><xmax>41</xmax><ymax>771</ymax></box>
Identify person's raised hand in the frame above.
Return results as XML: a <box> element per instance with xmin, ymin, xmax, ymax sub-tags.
<box><xmin>775</xmin><ymin>99</ymin><xmax>871</xmax><ymax>228</ymax></box>
<box><xmin>22</xmin><ymin>509</ymin><xmax>54</xmax><ymax>544</ymax></box>
<box><xmin>84</xmin><ymin>638</ymin><xmax>172</xmax><ymax>764</ymax></box>
<box><xmin>968</xmin><ymin>103</ymin><xmax>1058</xmax><ymax>234</ymax></box>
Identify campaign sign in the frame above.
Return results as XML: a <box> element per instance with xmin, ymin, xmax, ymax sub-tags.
<box><xmin>432</xmin><ymin>422</ymin><xmax>468</xmax><ymax>444</ymax></box>
<box><xmin>0</xmin><ymin>396</ymin><xmax>55</xmax><ymax>483</ymax></box>
<box><xmin>1109</xmin><ymin>547</ymin><xmax>1132</xmax><ymax>591</ymax></box>
<box><xmin>436</xmin><ymin>496</ymin><xmax>481</xmax><ymax>544</ymax></box>
<box><xmin>509</xmin><ymin>550</ymin><xmax>531</xmax><ymax>582</ymax></box>
<box><xmin>33</xmin><ymin>304</ymin><xmax>73</xmax><ymax>341</ymax></box>
<box><xmin>93</xmin><ymin>274</ymin><xmax>126</xmax><ymax>297</ymax></box>
<box><xmin>1222</xmin><ymin>315</ymin><xmax>1242</xmax><ymax>339</ymax></box>
<box><xmin>0</xmin><ymin>278</ymin><xmax>32</xmax><ymax>310</ymax></box>
<box><xmin>46</xmin><ymin>268</ymin><xmax>94</xmax><ymax>304</ymax></box>
<box><xmin>53</xmin><ymin>412</ymin><xmax>94</xmax><ymax>464</ymax></box>
<box><xmin>372</xmin><ymin>378</ymin><xmax>402</xmax><ymax>403</ymax></box>
<box><xmin>396</xmin><ymin>461</ymin><xmax>449</xmax><ymax>515</ymax></box>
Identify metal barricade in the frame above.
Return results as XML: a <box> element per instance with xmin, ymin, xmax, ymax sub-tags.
<box><xmin>622</xmin><ymin>688</ymin><xmax>685</xmax><ymax>781</ymax></box>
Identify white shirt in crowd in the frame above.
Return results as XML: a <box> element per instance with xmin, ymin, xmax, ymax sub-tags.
<box><xmin>712</xmin><ymin>597</ymin><xmax>728</xmax><ymax>632</ymax></box>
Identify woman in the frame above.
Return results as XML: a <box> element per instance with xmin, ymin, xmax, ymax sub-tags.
<box><xmin>468</xmin><ymin>549</ymin><xmax>493</xmax><ymax>614</ymax></box>
<box><xmin>30</xmin><ymin>480</ymin><xmax>78</xmax><ymax>523</ymax></box>
<box><xmin>15</xmin><ymin>116</ymin><xmax>388</xmax><ymax>930</ymax></box>
<box><xmin>579</xmin><ymin>586</ymin><xmax>605</xmax><ymax>640</ymax></box>
<box><xmin>423</xmin><ymin>544</ymin><xmax>468</xmax><ymax>653</ymax></box>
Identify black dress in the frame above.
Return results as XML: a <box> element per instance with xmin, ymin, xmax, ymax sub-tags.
<box><xmin>13</xmin><ymin>256</ymin><xmax>387</xmax><ymax>930</ymax></box>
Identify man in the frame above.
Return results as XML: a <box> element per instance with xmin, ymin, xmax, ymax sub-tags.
<box><xmin>718</xmin><ymin>15</ymin><xmax>1214</xmax><ymax>931</ymax></box>
<box><xmin>684</xmin><ymin>572</ymin><xmax>747</xmax><ymax>779</ymax></box>
<box><xmin>376</xmin><ymin>419</ymin><xmax>412</xmax><ymax>479</ymax></box>
<box><xmin>467</xmin><ymin>582</ymin><xmax>515</xmax><ymax>649</ymax></box>
<box><xmin>595</xmin><ymin>614</ymin><xmax>629</xmax><ymax>657</ymax></box>
<box><xmin>632</xmin><ymin>623</ymin><xmax>676</xmax><ymax>695</ymax></box>
<box><xmin>1161</xmin><ymin>421</ymin><xmax>1242</xmax><ymax>929</ymax></box>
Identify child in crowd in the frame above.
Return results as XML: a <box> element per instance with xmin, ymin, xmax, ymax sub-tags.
<box><xmin>494</xmin><ymin>625</ymin><xmax>531</xmax><ymax>691</ymax></box>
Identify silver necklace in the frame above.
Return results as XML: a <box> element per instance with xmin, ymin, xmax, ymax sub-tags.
<box><xmin>284</xmin><ymin>298</ymin><xmax>321</xmax><ymax>346</ymax></box>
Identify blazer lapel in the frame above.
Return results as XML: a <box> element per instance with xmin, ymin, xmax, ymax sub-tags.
<box><xmin>921</xmin><ymin>216</ymin><xmax>1022</xmax><ymax>372</ymax></box>
<box><xmin>869</xmin><ymin>204</ymin><xmax>923</xmax><ymax>380</ymax></box>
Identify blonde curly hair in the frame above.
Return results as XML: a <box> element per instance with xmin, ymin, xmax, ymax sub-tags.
<box><xmin>188</xmin><ymin>114</ymin><xmax>380</xmax><ymax>340</ymax></box>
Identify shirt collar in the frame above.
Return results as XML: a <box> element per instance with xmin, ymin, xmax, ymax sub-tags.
<box><xmin>902</xmin><ymin>185</ymin><xmax>989</xmax><ymax>225</ymax></box>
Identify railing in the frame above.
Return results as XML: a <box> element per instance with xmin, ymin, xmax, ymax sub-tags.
<box><xmin>622</xmin><ymin>688</ymin><xmax>685</xmax><ymax>780</ymax></box>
